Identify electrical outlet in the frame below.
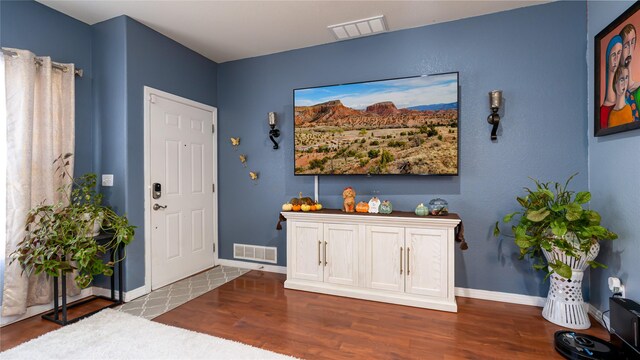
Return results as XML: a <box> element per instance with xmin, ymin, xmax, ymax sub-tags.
<box><xmin>102</xmin><ymin>174</ymin><xmax>114</xmax><ymax>187</ymax></box>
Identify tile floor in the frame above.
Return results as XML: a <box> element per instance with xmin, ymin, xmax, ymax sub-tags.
<box><xmin>114</xmin><ymin>265</ymin><xmax>249</xmax><ymax>319</ymax></box>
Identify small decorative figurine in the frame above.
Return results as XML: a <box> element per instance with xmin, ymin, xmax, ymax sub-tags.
<box><xmin>355</xmin><ymin>201</ymin><xmax>369</xmax><ymax>213</ymax></box>
<box><xmin>428</xmin><ymin>198</ymin><xmax>449</xmax><ymax>216</ymax></box>
<box><xmin>230</xmin><ymin>137</ymin><xmax>240</xmax><ymax>150</ymax></box>
<box><xmin>368</xmin><ymin>197</ymin><xmax>380</xmax><ymax>213</ymax></box>
<box><xmin>415</xmin><ymin>203</ymin><xmax>428</xmax><ymax>216</ymax></box>
<box><xmin>379</xmin><ymin>200</ymin><xmax>393</xmax><ymax>214</ymax></box>
<box><xmin>249</xmin><ymin>171</ymin><xmax>259</xmax><ymax>184</ymax></box>
<box><xmin>239</xmin><ymin>154</ymin><xmax>247</xmax><ymax>167</ymax></box>
<box><xmin>342</xmin><ymin>187</ymin><xmax>356</xmax><ymax>213</ymax></box>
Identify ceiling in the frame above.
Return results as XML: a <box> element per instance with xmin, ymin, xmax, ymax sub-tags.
<box><xmin>38</xmin><ymin>1</ymin><xmax>548</xmax><ymax>63</ymax></box>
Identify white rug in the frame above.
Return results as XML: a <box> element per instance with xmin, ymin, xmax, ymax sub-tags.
<box><xmin>1</xmin><ymin>309</ymin><xmax>295</xmax><ymax>360</ymax></box>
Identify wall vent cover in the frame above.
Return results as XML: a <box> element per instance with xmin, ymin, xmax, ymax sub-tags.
<box><xmin>234</xmin><ymin>243</ymin><xmax>277</xmax><ymax>264</ymax></box>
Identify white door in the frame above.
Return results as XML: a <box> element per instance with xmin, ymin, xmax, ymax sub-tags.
<box><xmin>365</xmin><ymin>226</ymin><xmax>405</xmax><ymax>293</ymax></box>
<box><xmin>405</xmin><ymin>228</ymin><xmax>447</xmax><ymax>297</ymax></box>
<box><xmin>290</xmin><ymin>221</ymin><xmax>323</xmax><ymax>282</ymax></box>
<box><xmin>323</xmin><ymin>223</ymin><xmax>358</xmax><ymax>286</ymax></box>
<box><xmin>149</xmin><ymin>92</ymin><xmax>216</xmax><ymax>290</ymax></box>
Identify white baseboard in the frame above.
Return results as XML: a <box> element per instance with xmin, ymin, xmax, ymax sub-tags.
<box><xmin>0</xmin><ymin>288</ymin><xmax>94</xmax><ymax>327</ymax></box>
<box><xmin>217</xmin><ymin>261</ymin><xmax>548</xmax><ymax>308</ymax></box>
<box><xmin>92</xmin><ymin>285</ymin><xmax>148</xmax><ymax>302</ymax></box>
<box><xmin>217</xmin><ymin>259</ymin><xmax>287</xmax><ymax>274</ymax></box>
<box><xmin>588</xmin><ymin>303</ymin><xmax>610</xmax><ymax>331</ymax></box>
<box><xmin>454</xmin><ymin>287</ymin><xmax>547</xmax><ymax>307</ymax></box>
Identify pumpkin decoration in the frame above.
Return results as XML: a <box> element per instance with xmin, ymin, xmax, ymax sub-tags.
<box><xmin>368</xmin><ymin>197</ymin><xmax>381</xmax><ymax>213</ymax></box>
<box><xmin>355</xmin><ymin>201</ymin><xmax>369</xmax><ymax>213</ymax></box>
<box><xmin>292</xmin><ymin>204</ymin><xmax>301</xmax><ymax>211</ymax></box>
<box><xmin>282</xmin><ymin>203</ymin><xmax>293</xmax><ymax>211</ymax></box>
<box><xmin>379</xmin><ymin>200</ymin><xmax>393</xmax><ymax>214</ymax></box>
<box><xmin>414</xmin><ymin>203</ymin><xmax>428</xmax><ymax>216</ymax></box>
<box><xmin>290</xmin><ymin>192</ymin><xmax>314</xmax><ymax>206</ymax></box>
<box><xmin>315</xmin><ymin>203</ymin><xmax>323</xmax><ymax>211</ymax></box>
<box><xmin>301</xmin><ymin>204</ymin><xmax>311</xmax><ymax>212</ymax></box>
<box><xmin>310</xmin><ymin>204</ymin><xmax>317</xmax><ymax>211</ymax></box>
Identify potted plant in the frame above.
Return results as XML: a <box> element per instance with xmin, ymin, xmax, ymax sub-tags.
<box><xmin>494</xmin><ymin>174</ymin><xmax>617</xmax><ymax>329</ymax></box>
<box><xmin>10</xmin><ymin>153</ymin><xmax>135</xmax><ymax>289</ymax></box>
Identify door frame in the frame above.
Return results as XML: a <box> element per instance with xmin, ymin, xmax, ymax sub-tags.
<box><xmin>143</xmin><ymin>86</ymin><xmax>218</xmax><ymax>294</ymax></box>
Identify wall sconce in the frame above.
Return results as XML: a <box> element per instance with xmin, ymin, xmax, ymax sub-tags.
<box><xmin>268</xmin><ymin>112</ymin><xmax>280</xmax><ymax>149</ymax></box>
<box><xmin>487</xmin><ymin>90</ymin><xmax>502</xmax><ymax>141</ymax></box>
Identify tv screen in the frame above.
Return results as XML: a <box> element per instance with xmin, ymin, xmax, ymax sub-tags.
<box><xmin>294</xmin><ymin>73</ymin><xmax>459</xmax><ymax>176</ymax></box>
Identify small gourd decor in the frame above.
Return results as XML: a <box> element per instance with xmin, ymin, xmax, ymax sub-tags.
<box><xmin>414</xmin><ymin>203</ymin><xmax>428</xmax><ymax>216</ymax></box>
<box><xmin>355</xmin><ymin>201</ymin><xmax>369</xmax><ymax>213</ymax></box>
<box><xmin>281</xmin><ymin>203</ymin><xmax>293</xmax><ymax>211</ymax></box>
<box><xmin>379</xmin><ymin>200</ymin><xmax>393</xmax><ymax>214</ymax></box>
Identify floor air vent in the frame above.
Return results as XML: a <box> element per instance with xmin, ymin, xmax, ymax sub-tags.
<box><xmin>234</xmin><ymin>243</ymin><xmax>277</xmax><ymax>264</ymax></box>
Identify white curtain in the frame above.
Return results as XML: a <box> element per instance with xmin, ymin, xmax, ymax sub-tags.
<box><xmin>2</xmin><ymin>48</ymin><xmax>78</xmax><ymax>316</ymax></box>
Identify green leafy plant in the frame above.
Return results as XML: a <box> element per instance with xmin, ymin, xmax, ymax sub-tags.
<box><xmin>494</xmin><ymin>174</ymin><xmax>617</xmax><ymax>279</ymax></box>
<box><xmin>10</xmin><ymin>153</ymin><xmax>135</xmax><ymax>288</ymax></box>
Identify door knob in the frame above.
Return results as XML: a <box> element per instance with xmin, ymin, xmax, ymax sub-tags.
<box><xmin>153</xmin><ymin>204</ymin><xmax>167</xmax><ymax>211</ymax></box>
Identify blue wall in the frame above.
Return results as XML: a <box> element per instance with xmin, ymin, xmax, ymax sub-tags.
<box><xmin>123</xmin><ymin>17</ymin><xmax>218</xmax><ymax>289</ymax></box>
<box><xmin>218</xmin><ymin>1</ymin><xmax>589</xmax><ymax>297</ymax></box>
<box><xmin>0</xmin><ymin>0</ymin><xmax>93</xmax><ymax>176</ymax></box>
<box><xmin>6</xmin><ymin>0</ymin><xmax>633</xmax><ymax>304</ymax></box>
<box><xmin>92</xmin><ymin>16</ymin><xmax>218</xmax><ymax>290</ymax></box>
<box><xmin>587</xmin><ymin>1</ymin><xmax>640</xmax><ymax>311</ymax></box>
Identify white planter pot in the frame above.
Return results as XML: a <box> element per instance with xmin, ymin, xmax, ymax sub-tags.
<box><xmin>81</xmin><ymin>212</ymin><xmax>103</xmax><ymax>237</ymax></box>
<box><xmin>541</xmin><ymin>241</ymin><xmax>600</xmax><ymax>329</ymax></box>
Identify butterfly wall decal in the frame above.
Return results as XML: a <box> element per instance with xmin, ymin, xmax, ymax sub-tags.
<box><xmin>230</xmin><ymin>137</ymin><xmax>240</xmax><ymax>150</ymax></box>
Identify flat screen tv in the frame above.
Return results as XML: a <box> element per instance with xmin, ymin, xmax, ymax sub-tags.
<box><xmin>293</xmin><ymin>72</ymin><xmax>459</xmax><ymax>176</ymax></box>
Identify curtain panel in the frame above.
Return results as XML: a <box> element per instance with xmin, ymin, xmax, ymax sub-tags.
<box><xmin>2</xmin><ymin>48</ymin><xmax>77</xmax><ymax>316</ymax></box>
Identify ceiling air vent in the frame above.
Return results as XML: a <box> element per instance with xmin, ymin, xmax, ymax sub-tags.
<box><xmin>328</xmin><ymin>15</ymin><xmax>388</xmax><ymax>41</ymax></box>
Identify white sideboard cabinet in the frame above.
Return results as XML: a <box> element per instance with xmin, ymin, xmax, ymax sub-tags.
<box><xmin>283</xmin><ymin>210</ymin><xmax>461</xmax><ymax>312</ymax></box>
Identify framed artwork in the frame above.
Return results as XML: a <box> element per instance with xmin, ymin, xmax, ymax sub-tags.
<box><xmin>595</xmin><ymin>2</ymin><xmax>640</xmax><ymax>137</ymax></box>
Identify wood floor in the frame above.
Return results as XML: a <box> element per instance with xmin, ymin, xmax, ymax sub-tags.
<box><xmin>2</xmin><ymin>271</ymin><xmax>609</xmax><ymax>359</ymax></box>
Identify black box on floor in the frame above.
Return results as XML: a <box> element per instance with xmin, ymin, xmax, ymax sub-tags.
<box><xmin>610</xmin><ymin>297</ymin><xmax>640</xmax><ymax>359</ymax></box>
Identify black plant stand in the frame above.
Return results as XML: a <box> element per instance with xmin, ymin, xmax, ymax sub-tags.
<box><xmin>41</xmin><ymin>233</ymin><xmax>124</xmax><ymax>325</ymax></box>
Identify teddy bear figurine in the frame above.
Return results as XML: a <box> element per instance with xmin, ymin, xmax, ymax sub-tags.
<box><xmin>342</xmin><ymin>187</ymin><xmax>356</xmax><ymax>213</ymax></box>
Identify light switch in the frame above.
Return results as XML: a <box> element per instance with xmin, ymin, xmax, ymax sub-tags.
<box><xmin>102</xmin><ymin>174</ymin><xmax>114</xmax><ymax>187</ymax></box>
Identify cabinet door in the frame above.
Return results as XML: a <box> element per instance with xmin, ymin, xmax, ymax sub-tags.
<box><xmin>405</xmin><ymin>227</ymin><xmax>447</xmax><ymax>298</ymax></box>
<box><xmin>290</xmin><ymin>222</ymin><xmax>323</xmax><ymax>282</ymax></box>
<box><xmin>323</xmin><ymin>223</ymin><xmax>359</xmax><ymax>286</ymax></box>
<box><xmin>365</xmin><ymin>226</ymin><xmax>405</xmax><ymax>292</ymax></box>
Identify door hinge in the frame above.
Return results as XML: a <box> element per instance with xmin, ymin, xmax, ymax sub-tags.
<box><xmin>212</xmin><ymin>183</ymin><xmax>215</xmax><ymax>192</ymax></box>
<box><xmin>213</xmin><ymin>243</ymin><xmax>216</xmax><ymax>253</ymax></box>
<box><xmin>212</xmin><ymin>124</ymin><xmax>215</xmax><ymax>133</ymax></box>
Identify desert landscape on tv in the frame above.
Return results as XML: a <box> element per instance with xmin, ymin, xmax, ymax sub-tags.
<box><xmin>294</xmin><ymin>75</ymin><xmax>458</xmax><ymax>175</ymax></box>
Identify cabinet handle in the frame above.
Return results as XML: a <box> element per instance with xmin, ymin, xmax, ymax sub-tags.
<box><xmin>318</xmin><ymin>241</ymin><xmax>322</xmax><ymax>265</ymax></box>
<box><xmin>400</xmin><ymin>247</ymin><xmax>403</xmax><ymax>274</ymax></box>
<box><xmin>324</xmin><ymin>241</ymin><xmax>328</xmax><ymax>266</ymax></box>
<box><xmin>407</xmin><ymin>247</ymin><xmax>411</xmax><ymax>276</ymax></box>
